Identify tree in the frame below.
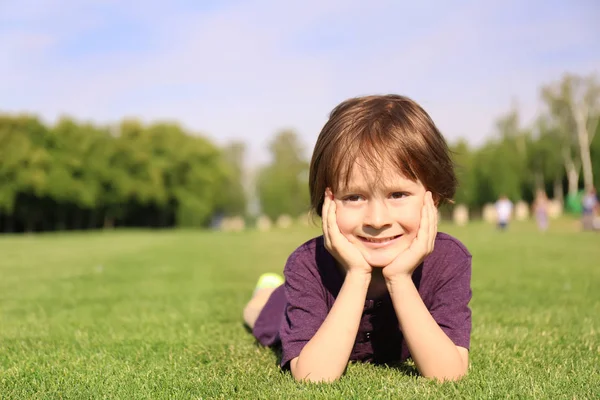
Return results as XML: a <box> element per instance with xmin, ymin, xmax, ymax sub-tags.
<box><xmin>217</xmin><ymin>141</ymin><xmax>248</xmax><ymax>217</ymax></box>
<box><xmin>3</xmin><ymin>115</ymin><xmax>53</xmax><ymax>232</ymax></box>
<box><xmin>170</xmin><ymin>134</ymin><xmax>228</xmax><ymax>227</ymax></box>
<box><xmin>542</xmin><ymin>73</ymin><xmax>600</xmax><ymax>192</ymax></box>
<box><xmin>450</xmin><ymin>139</ymin><xmax>476</xmax><ymax>207</ymax></box>
<box><xmin>46</xmin><ymin>117</ymin><xmax>105</xmax><ymax>229</ymax></box>
<box><xmin>116</xmin><ymin>119</ymin><xmax>169</xmax><ymax>208</ymax></box>
<box><xmin>0</xmin><ymin>115</ymin><xmax>41</xmax><ymax>231</ymax></box>
<box><xmin>477</xmin><ymin>109</ymin><xmax>529</xmax><ymax>204</ymax></box>
<box><xmin>0</xmin><ymin>115</ymin><xmax>26</xmax><ymax>217</ymax></box>
<box><xmin>257</xmin><ymin>130</ymin><xmax>310</xmax><ymax>220</ymax></box>
<box><xmin>529</xmin><ymin>116</ymin><xmax>566</xmax><ymax>201</ymax></box>
<box><xmin>111</xmin><ymin>120</ymin><xmax>227</xmax><ymax>228</ymax></box>
<box><xmin>590</xmin><ymin>121</ymin><xmax>600</xmax><ymax>189</ymax></box>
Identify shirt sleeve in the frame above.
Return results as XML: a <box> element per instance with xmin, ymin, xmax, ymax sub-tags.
<box><xmin>428</xmin><ymin>256</ymin><xmax>472</xmax><ymax>350</ymax></box>
<box><xmin>279</xmin><ymin>251</ymin><xmax>329</xmax><ymax>369</ymax></box>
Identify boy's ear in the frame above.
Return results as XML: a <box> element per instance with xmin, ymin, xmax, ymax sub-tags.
<box><xmin>325</xmin><ymin>187</ymin><xmax>333</xmax><ymax>199</ymax></box>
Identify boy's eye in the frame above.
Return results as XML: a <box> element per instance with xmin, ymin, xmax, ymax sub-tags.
<box><xmin>343</xmin><ymin>195</ymin><xmax>363</xmax><ymax>202</ymax></box>
<box><xmin>391</xmin><ymin>192</ymin><xmax>408</xmax><ymax>199</ymax></box>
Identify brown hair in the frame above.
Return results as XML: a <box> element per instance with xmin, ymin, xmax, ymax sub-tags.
<box><xmin>309</xmin><ymin>94</ymin><xmax>457</xmax><ymax>217</ymax></box>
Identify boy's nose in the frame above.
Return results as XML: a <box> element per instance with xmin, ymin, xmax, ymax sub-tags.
<box><xmin>364</xmin><ymin>200</ymin><xmax>392</xmax><ymax>229</ymax></box>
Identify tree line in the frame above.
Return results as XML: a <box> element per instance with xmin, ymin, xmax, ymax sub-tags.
<box><xmin>1</xmin><ymin>73</ymin><xmax>598</xmax><ymax>233</ymax></box>
<box><xmin>450</xmin><ymin>73</ymin><xmax>599</xmax><ymax>212</ymax></box>
<box><xmin>0</xmin><ymin>117</ymin><xmax>246</xmax><ymax>232</ymax></box>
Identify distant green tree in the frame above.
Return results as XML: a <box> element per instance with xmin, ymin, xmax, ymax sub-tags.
<box><xmin>528</xmin><ymin>116</ymin><xmax>565</xmax><ymax>201</ymax></box>
<box><xmin>590</xmin><ymin>120</ymin><xmax>600</xmax><ymax>189</ymax></box>
<box><xmin>450</xmin><ymin>139</ymin><xmax>476</xmax><ymax>207</ymax></box>
<box><xmin>0</xmin><ymin>115</ymin><xmax>26</xmax><ymax>217</ymax></box>
<box><xmin>46</xmin><ymin>117</ymin><xmax>106</xmax><ymax>229</ymax></box>
<box><xmin>472</xmin><ymin>109</ymin><xmax>528</xmax><ymax>205</ymax></box>
<box><xmin>542</xmin><ymin>73</ymin><xmax>600</xmax><ymax>193</ymax></box>
<box><xmin>112</xmin><ymin>120</ymin><xmax>228</xmax><ymax>228</ymax></box>
<box><xmin>257</xmin><ymin>130</ymin><xmax>310</xmax><ymax>220</ymax></box>
<box><xmin>216</xmin><ymin>141</ymin><xmax>247</xmax><ymax>217</ymax></box>
<box><xmin>171</xmin><ymin>134</ymin><xmax>228</xmax><ymax>227</ymax></box>
<box><xmin>2</xmin><ymin>115</ymin><xmax>53</xmax><ymax>231</ymax></box>
<box><xmin>115</xmin><ymin>119</ymin><xmax>169</xmax><ymax>208</ymax></box>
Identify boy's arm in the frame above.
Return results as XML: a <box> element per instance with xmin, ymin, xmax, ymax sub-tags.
<box><xmin>383</xmin><ymin>192</ymin><xmax>470</xmax><ymax>381</ymax></box>
<box><xmin>290</xmin><ymin>271</ymin><xmax>370</xmax><ymax>382</ymax></box>
<box><xmin>387</xmin><ymin>276</ymin><xmax>469</xmax><ymax>381</ymax></box>
<box><xmin>288</xmin><ymin>189</ymin><xmax>373</xmax><ymax>383</ymax></box>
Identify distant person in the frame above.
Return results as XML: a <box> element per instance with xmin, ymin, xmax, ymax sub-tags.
<box><xmin>533</xmin><ymin>190</ymin><xmax>549</xmax><ymax>232</ymax></box>
<box><xmin>242</xmin><ymin>95</ymin><xmax>471</xmax><ymax>382</ymax></box>
<box><xmin>495</xmin><ymin>195</ymin><xmax>513</xmax><ymax>230</ymax></box>
<box><xmin>581</xmin><ymin>187</ymin><xmax>599</xmax><ymax>231</ymax></box>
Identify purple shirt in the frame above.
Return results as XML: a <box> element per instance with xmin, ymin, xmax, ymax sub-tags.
<box><xmin>252</xmin><ymin>232</ymin><xmax>472</xmax><ymax>369</ymax></box>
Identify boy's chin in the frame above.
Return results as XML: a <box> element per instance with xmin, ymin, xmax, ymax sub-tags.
<box><xmin>363</xmin><ymin>251</ymin><xmax>399</xmax><ymax>268</ymax></box>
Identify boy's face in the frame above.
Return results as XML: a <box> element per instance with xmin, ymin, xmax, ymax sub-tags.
<box><xmin>333</xmin><ymin>161</ymin><xmax>427</xmax><ymax>267</ymax></box>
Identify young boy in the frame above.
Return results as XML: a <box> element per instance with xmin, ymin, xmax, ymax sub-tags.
<box><xmin>244</xmin><ymin>95</ymin><xmax>472</xmax><ymax>382</ymax></box>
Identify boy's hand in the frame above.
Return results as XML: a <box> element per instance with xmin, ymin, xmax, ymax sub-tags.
<box><xmin>383</xmin><ymin>191</ymin><xmax>437</xmax><ymax>282</ymax></box>
<box><xmin>322</xmin><ymin>188</ymin><xmax>372</xmax><ymax>276</ymax></box>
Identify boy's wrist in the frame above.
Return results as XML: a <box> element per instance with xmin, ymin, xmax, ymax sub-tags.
<box><xmin>385</xmin><ymin>273</ymin><xmax>414</xmax><ymax>293</ymax></box>
<box><xmin>345</xmin><ymin>269</ymin><xmax>372</xmax><ymax>287</ymax></box>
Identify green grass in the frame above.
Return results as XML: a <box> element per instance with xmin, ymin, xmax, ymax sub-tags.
<box><xmin>1</xmin><ymin>219</ymin><xmax>599</xmax><ymax>399</ymax></box>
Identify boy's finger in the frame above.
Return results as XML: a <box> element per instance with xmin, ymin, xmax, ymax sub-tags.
<box><xmin>428</xmin><ymin>193</ymin><xmax>437</xmax><ymax>252</ymax></box>
<box><xmin>419</xmin><ymin>193</ymin><xmax>434</xmax><ymax>254</ymax></box>
<box><xmin>426</xmin><ymin>193</ymin><xmax>434</xmax><ymax>240</ymax></box>
<box><xmin>322</xmin><ymin>192</ymin><xmax>331</xmax><ymax>247</ymax></box>
<box><xmin>417</xmin><ymin>193</ymin><xmax>430</xmax><ymax>246</ymax></box>
<box><xmin>327</xmin><ymin>198</ymin><xmax>339</xmax><ymax>246</ymax></box>
<box><xmin>329</xmin><ymin>201</ymin><xmax>344</xmax><ymax>237</ymax></box>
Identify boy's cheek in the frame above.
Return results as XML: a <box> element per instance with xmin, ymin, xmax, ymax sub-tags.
<box><xmin>338</xmin><ymin>223</ymin><xmax>359</xmax><ymax>245</ymax></box>
<box><xmin>334</xmin><ymin>208</ymin><xmax>353</xmax><ymax>229</ymax></box>
<box><xmin>342</xmin><ymin>232</ymin><xmax>357</xmax><ymax>245</ymax></box>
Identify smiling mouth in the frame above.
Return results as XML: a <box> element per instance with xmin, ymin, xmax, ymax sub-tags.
<box><xmin>359</xmin><ymin>235</ymin><xmax>401</xmax><ymax>244</ymax></box>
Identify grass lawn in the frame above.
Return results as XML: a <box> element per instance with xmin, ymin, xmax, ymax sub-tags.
<box><xmin>1</xmin><ymin>219</ymin><xmax>599</xmax><ymax>399</ymax></box>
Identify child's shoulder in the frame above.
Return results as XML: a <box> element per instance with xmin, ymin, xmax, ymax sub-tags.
<box><xmin>433</xmin><ymin>232</ymin><xmax>472</xmax><ymax>260</ymax></box>
<box><xmin>284</xmin><ymin>235</ymin><xmax>338</xmax><ymax>278</ymax></box>
<box><xmin>285</xmin><ymin>235</ymin><xmax>327</xmax><ymax>267</ymax></box>
<box><xmin>288</xmin><ymin>235</ymin><xmax>323</xmax><ymax>256</ymax></box>
<box><xmin>426</xmin><ymin>233</ymin><xmax>471</xmax><ymax>281</ymax></box>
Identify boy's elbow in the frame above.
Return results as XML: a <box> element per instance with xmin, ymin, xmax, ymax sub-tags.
<box><xmin>433</xmin><ymin>370</ymin><xmax>468</xmax><ymax>382</ymax></box>
<box><xmin>290</xmin><ymin>358</ymin><xmax>343</xmax><ymax>383</ymax></box>
<box><xmin>423</xmin><ymin>365</ymin><xmax>468</xmax><ymax>382</ymax></box>
<box><xmin>292</xmin><ymin>372</ymin><xmax>341</xmax><ymax>383</ymax></box>
<box><xmin>424</xmin><ymin>346</ymin><xmax>469</xmax><ymax>382</ymax></box>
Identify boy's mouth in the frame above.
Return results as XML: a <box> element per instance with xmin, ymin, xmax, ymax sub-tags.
<box><xmin>359</xmin><ymin>234</ymin><xmax>401</xmax><ymax>244</ymax></box>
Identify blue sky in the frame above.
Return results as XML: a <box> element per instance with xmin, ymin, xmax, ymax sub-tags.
<box><xmin>1</xmin><ymin>0</ymin><xmax>599</xmax><ymax>165</ymax></box>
